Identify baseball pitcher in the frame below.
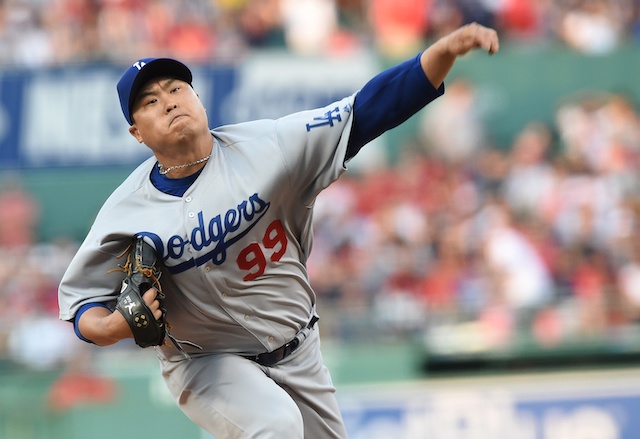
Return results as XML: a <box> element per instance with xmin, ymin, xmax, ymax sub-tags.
<box><xmin>58</xmin><ymin>23</ymin><xmax>499</xmax><ymax>438</ymax></box>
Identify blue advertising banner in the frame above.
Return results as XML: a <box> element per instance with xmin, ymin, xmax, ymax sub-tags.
<box><xmin>0</xmin><ymin>64</ymin><xmax>237</xmax><ymax>169</ymax></box>
<box><xmin>338</xmin><ymin>370</ymin><xmax>640</xmax><ymax>439</ymax></box>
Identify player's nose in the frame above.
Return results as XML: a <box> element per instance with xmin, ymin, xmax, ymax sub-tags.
<box><xmin>165</xmin><ymin>103</ymin><xmax>178</xmax><ymax>113</ymax></box>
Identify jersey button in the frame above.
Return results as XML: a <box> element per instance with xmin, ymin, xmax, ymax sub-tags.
<box><xmin>221</xmin><ymin>292</ymin><xmax>227</xmax><ymax>299</ymax></box>
<box><xmin>244</xmin><ymin>314</ymin><xmax>250</xmax><ymax>321</ymax></box>
<box><xmin>204</xmin><ymin>265</ymin><xmax>211</xmax><ymax>272</ymax></box>
<box><xmin>268</xmin><ymin>336</ymin><xmax>274</xmax><ymax>344</ymax></box>
<box><xmin>188</xmin><ymin>212</ymin><xmax>195</xmax><ymax>218</ymax></box>
<box><xmin>185</xmin><ymin>196</ymin><xmax>192</xmax><ymax>202</ymax></box>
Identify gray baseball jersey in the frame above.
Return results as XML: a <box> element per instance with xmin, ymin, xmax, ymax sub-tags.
<box><xmin>59</xmin><ymin>94</ymin><xmax>355</xmax><ymax>359</ymax></box>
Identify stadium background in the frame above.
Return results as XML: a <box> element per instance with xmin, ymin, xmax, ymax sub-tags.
<box><xmin>2</xmin><ymin>1</ymin><xmax>640</xmax><ymax>438</ymax></box>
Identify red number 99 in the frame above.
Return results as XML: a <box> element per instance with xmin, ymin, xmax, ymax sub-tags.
<box><xmin>236</xmin><ymin>220</ymin><xmax>288</xmax><ymax>281</ymax></box>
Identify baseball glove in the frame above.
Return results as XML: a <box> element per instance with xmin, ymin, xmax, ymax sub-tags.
<box><xmin>114</xmin><ymin>237</ymin><xmax>166</xmax><ymax>348</ymax></box>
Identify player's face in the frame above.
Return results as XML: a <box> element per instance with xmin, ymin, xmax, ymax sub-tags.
<box><xmin>128</xmin><ymin>76</ymin><xmax>209</xmax><ymax>150</ymax></box>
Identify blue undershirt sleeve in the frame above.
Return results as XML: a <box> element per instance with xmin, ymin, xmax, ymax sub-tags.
<box><xmin>73</xmin><ymin>302</ymin><xmax>111</xmax><ymax>344</ymax></box>
<box><xmin>346</xmin><ymin>53</ymin><xmax>445</xmax><ymax>161</ymax></box>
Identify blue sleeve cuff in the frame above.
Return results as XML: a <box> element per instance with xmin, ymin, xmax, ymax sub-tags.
<box><xmin>347</xmin><ymin>53</ymin><xmax>445</xmax><ymax>160</ymax></box>
<box><xmin>73</xmin><ymin>302</ymin><xmax>111</xmax><ymax>344</ymax></box>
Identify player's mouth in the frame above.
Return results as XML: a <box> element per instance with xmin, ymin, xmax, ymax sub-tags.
<box><xmin>169</xmin><ymin>113</ymin><xmax>187</xmax><ymax>126</ymax></box>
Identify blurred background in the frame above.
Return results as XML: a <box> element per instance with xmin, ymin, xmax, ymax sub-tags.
<box><xmin>2</xmin><ymin>0</ymin><xmax>640</xmax><ymax>438</ymax></box>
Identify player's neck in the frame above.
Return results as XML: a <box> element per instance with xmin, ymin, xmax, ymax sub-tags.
<box><xmin>156</xmin><ymin>136</ymin><xmax>214</xmax><ymax>178</ymax></box>
<box><xmin>157</xmin><ymin>154</ymin><xmax>211</xmax><ymax>178</ymax></box>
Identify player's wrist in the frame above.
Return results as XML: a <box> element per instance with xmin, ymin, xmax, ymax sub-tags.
<box><xmin>106</xmin><ymin>308</ymin><xmax>135</xmax><ymax>343</ymax></box>
<box><xmin>80</xmin><ymin>306</ymin><xmax>132</xmax><ymax>346</ymax></box>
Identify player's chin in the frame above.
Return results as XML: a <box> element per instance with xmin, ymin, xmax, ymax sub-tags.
<box><xmin>168</xmin><ymin>117</ymin><xmax>196</xmax><ymax>136</ymax></box>
<box><xmin>172</xmin><ymin>124</ymin><xmax>198</xmax><ymax>141</ymax></box>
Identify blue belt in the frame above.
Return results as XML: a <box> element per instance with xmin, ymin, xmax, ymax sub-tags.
<box><xmin>244</xmin><ymin>315</ymin><xmax>319</xmax><ymax>367</ymax></box>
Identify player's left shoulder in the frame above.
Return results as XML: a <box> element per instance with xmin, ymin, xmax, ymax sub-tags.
<box><xmin>273</xmin><ymin>94</ymin><xmax>356</xmax><ymax>136</ymax></box>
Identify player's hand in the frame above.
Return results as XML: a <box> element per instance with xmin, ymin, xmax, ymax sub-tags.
<box><xmin>444</xmin><ymin>22</ymin><xmax>499</xmax><ymax>56</ymax></box>
<box><xmin>142</xmin><ymin>288</ymin><xmax>164</xmax><ymax>321</ymax></box>
<box><xmin>76</xmin><ymin>288</ymin><xmax>162</xmax><ymax>346</ymax></box>
<box><xmin>98</xmin><ymin>288</ymin><xmax>161</xmax><ymax>343</ymax></box>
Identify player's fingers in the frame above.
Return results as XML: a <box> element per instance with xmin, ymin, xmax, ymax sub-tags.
<box><xmin>481</xmin><ymin>28</ymin><xmax>499</xmax><ymax>55</ymax></box>
<box><xmin>153</xmin><ymin>306</ymin><xmax>163</xmax><ymax>321</ymax></box>
<box><xmin>461</xmin><ymin>22</ymin><xmax>499</xmax><ymax>55</ymax></box>
<box><xmin>141</xmin><ymin>289</ymin><xmax>163</xmax><ymax>322</ymax></box>
<box><xmin>142</xmin><ymin>288</ymin><xmax>163</xmax><ymax>321</ymax></box>
<box><xmin>142</xmin><ymin>287</ymin><xmax>161</xmax><ymax>309</ymax></box>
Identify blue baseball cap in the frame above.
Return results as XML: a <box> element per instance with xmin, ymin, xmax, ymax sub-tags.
<box><xmin>117</xmin><ymin>57</ymin><xmax>193</xmax><ymax>125</ymax></box>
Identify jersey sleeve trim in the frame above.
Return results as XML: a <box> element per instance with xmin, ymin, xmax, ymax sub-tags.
<box><xmin>73</xmin><ymin>302</ymin><xmax>111</xmax><ymax>344</ymax></box>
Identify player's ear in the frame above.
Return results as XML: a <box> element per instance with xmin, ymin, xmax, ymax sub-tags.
<box><xmin>129</xmin><ymin>125</ymin><xmax>144</xmax><ymax>143</ymax></box>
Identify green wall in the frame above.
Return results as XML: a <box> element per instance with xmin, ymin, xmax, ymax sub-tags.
<box><xmin>450</xmin><ymin>41</ymin><xmax>640</xmax><ymax>148</ymax></box>
<box><xmin>1</xmin><ymin>166</ymin><xmax>135</xmax><ymax>243</ymax></box>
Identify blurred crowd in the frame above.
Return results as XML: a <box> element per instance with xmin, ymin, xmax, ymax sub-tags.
<box><xmin>3</xmin><ymin>0</ymin><xmax>640</xmax><ymax>372</ymax></box>
<box><xmin>309</xmin><ymin>84</ymin><xmax>640</xmax><ymax>356</ymax></box>
<box><xmin>3</xmin><ymin>83</ymin><xmax>640</xmax><ymax>370</ymax></box>
<box><xmin>0</xmin><ymin>178</ymin><xmax>81</xmax><ymax>370</ymax></box>
<box><xmin>1</xmin><ymin>0</ymin><xmax>640</xmax><ymax>68</ymax></box>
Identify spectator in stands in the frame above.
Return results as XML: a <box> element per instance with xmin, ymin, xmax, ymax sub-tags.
<box><xmin>480</xmin><ymin>196</ymin><xmax>555</xmax><ymax>312</ymax></box>
<box><xmin>367</xmin><ymin>0</ymin><xmax>430</xmax><ymax>57</ymax></box>
<box><xmin>502</xmin><ymin>122</ymin><xmax>555</xmax><ymax>217</ymax></box>
<box><xmin>419</xmin><ymin>79</ymin><xmax>487</xmax><ymax>165</ymax></box>
<box><xmin>280</xmin><ymin>0</ymin><xmax>339</xmax><ymax>55</ymax></box>
<box><xmin>617</xmin><ymin>240</ymin><xmax>640</xmax><ymax>323</ymax></box>
<box><xmin>557</xmin><ymin>0</ymin><xmax>631</xmax><ymax>55</ymax></box>
<box><xmin>0</xmin><ymin>178</ymin><xmax>39</xmax><ymax>249</ymax></box>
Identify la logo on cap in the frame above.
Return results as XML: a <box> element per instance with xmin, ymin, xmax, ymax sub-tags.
<box><xmin>133</xmin><ymin>61</ymin><xmax>147</xmax><ymax>71</ymax></box>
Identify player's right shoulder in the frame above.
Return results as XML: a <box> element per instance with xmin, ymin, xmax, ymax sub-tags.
<box><xmin>96</xmin><ymin>156</ymin><xmax>156</xmax><ymax>213</ymax></box>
